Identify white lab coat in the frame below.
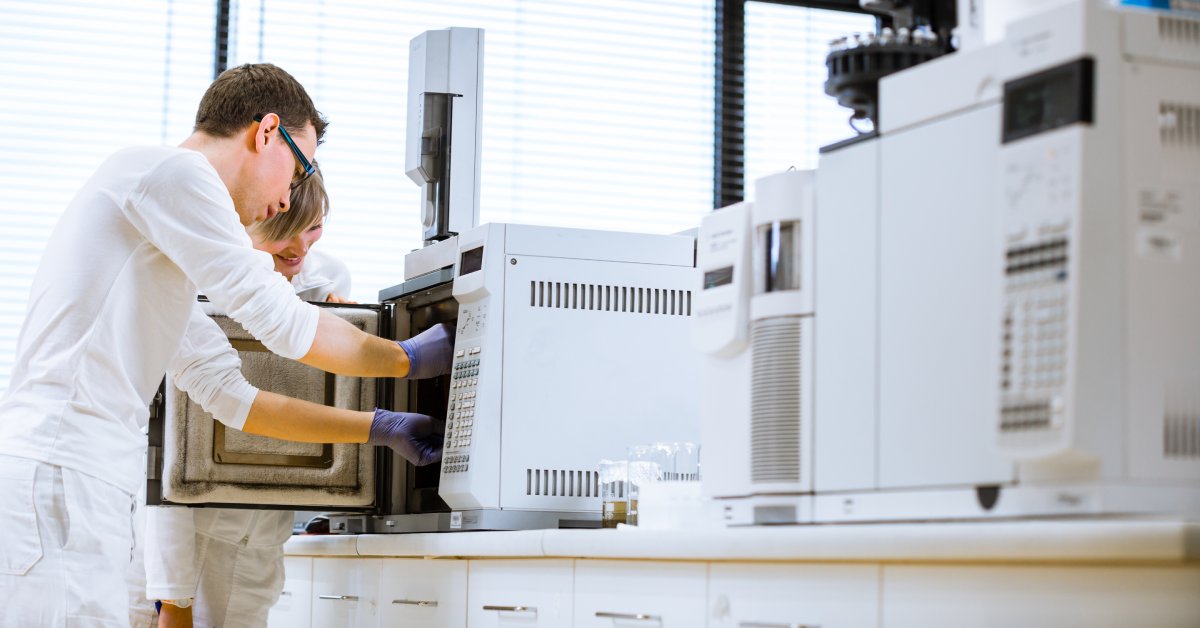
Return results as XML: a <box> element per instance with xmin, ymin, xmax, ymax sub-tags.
<box><xmin>129</xmin><ymin>250</ymin><xmax>351</xmax><ymax>627</ymax></box>
<box><xmin>0</xmin><ymin>146</ymin><xmax>320</xmax><ymax>627</ymax></box>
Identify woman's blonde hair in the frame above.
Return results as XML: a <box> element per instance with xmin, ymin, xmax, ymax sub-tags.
<box><xmin>249</xmin><ymin>165</ymin><xmax>329</xmax><ymax>243</ymax></box>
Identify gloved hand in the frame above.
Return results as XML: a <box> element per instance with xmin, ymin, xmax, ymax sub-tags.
<box><xmin>397</xmin><ymin>322</ymin><xmax>456</xmax><ymax>379</ymax></box>
<box><xmin>368</xmin><ymin>409</ymin><xmax>443</xmax><ymax>466</ymax></box>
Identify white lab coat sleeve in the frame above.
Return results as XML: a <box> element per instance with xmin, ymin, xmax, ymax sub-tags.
<box><xmin>167</xmin><ymin>303</ymin><xmax>258</xmax><ymax>431</ymax></box>
<box><xmin>123</xmin><ymin>151</ymin><xmax>319</xmax><ymax>360</ymax></box>
<box><xmin>143</xmin><ymin>507</ymin><xmax>199</xmax><ymax>601</ymax></box>
<box><xmin>322</xmin><ymin>252</ymin><xmax>353</xmax><ymax>299</ymax></box>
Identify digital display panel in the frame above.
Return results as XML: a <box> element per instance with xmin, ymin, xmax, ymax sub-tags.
<box><xmin>1003</xmin><ymin>57</ymin><xmax>1093</xmax><ymax>144</ymax></box>
<box><xmin>704</xmin><ymin>266</ymin><xmax>734</xmax><ymax>289</ymax></box>
<box><xmin>459</xmin><ymin>246</ymin><xmax>484</xmax><ymax>276</ymax></box>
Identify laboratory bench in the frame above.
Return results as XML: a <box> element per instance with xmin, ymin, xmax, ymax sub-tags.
<box><xmin>270</xmin><ymin>518</ymin><xmax>1200</xmax><ymax>627</ymax></box>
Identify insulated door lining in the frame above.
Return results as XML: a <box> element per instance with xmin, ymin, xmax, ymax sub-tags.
<box><xmin>160</xmin><ymin>306</ymin><xmax>377</xmax><ymax>507</ymax></box>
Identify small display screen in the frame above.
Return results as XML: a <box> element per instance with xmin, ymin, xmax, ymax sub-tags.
<box><xmin>704</xmin><ymin>266</ymin><xmax>734</xmax><ymax>289</ymax></box>
<box><xmin>459</xmin><ymin>246</ymin><xmax>484</xmax><ymax>276</ymax></box>
<box><xmin>1003</xmin><ymin>57</ymin><xmax>1093</xmax><ymax>144</ymax></box>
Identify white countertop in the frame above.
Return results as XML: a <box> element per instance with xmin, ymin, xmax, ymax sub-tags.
<box><xmin>285</xmin><ymin>518</ymin><xmax>1200</xmax><ymax>564</ymax></box>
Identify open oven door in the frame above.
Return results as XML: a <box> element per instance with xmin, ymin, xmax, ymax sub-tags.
<box><xmin>145</xmin><ymin>302</ymin><xmax>400</xmax><ymax>525</ymax></box>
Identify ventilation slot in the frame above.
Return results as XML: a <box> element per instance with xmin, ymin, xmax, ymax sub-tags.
<box><xmin>529</xmin><ymin>281</ymin><xmax>692</xmax><ymax>316</ymax></box>
<box><xmin>1164</xmin><ymin>382</ymin><xmax>1200</xmax><ymax>459</ymax></box>
<box><xmin>1160</xmin><ymin>102</ymin><xmax>1200</xmax><ymax>149</ymax></box>
<box><xmin>1159</xmin><ymin>15</ymin><xmax>1200</xmax><ymax>46</ymax></box>
<box><xmin>525</xmin><ymin>468</ymin><xmax>598</xmax><ymax>497</ymax></box>
<box><xmin>1165</xmin><ymin>414</ymin><xmax>1200</xmax><ymax>458</ymax></box>
<box><xmin>750</xmin><ymin>317</ymin><xmax>802</xmax><ymax>484</ymax></box>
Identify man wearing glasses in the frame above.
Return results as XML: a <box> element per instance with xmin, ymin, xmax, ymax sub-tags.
<box><xmin>0</xmin><ymin>63</ymin><xmax>450</xmax><ymax>627</ymax></box>
<box><xmin>253</xmin><ymin>113</ymin><xmax>318</xmax><ymax>192</ymax></box>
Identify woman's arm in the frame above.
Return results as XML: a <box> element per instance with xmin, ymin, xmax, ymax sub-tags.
<box><xmin>240</xmin><ymin>390</ymin><xmax>371</xmax><ymax>442</ymax></box>
<box><xmin>241</xmin><ymin>391</ymin><xmax>442</xmax><ymax>466</ymax></box>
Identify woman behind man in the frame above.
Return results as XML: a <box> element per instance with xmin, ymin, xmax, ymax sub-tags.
<box><xmin>131</xmin><ymin>168</ymin><xmax>393</xmax><ymax>628</ymax></box>
<box><xmin>248</xmin><ymin>166</ymin><xmax>352</xmax><ymax>305</ymax></box>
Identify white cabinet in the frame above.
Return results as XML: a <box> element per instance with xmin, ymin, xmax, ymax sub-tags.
<box><xmin>467</xmin><ymin>559</ymin><xmax>574</xmax><ymax>627</ymax></box>
<box><xmin>709</xmin><ymin>563</ymin><xmax>881</xmax><ymax>628</ymax></box>
<box><xmin>882</xmin><ymin>565</ymin><xmax>1200</xmax><ymax>628</ymax></box>
<box><xmin>378</xmin><ymin>558</ymin><xmax>468</xmax><ymax>628</ymax></box>
<box><xmin>310</xmin><ymin>558</ymin><xmax>382</xmax><ymax>628</ymax></box>
<box><xmin>268</xmin><ymin>556</ymin><xmax>313</xmax><ymax>628</ymax></box>
<box><xmin>573</xmin><ymin>559</ymin><xmax>707</xmax><ymax>627</ymax></box>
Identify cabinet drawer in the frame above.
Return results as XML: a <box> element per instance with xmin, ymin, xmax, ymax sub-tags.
<box><xmin>467</xmin><ymin>559</ymin><xmax>574</xmax><ymax>627</ymax></box>
<box><xmin>268</xmin><ymin>556</ymin><xmax>313</xmax><ymax>628</ymax></box>
<box><xmin>709</xmin><ymin>563</ymin><xmax>880</xmax><ymax>628</ymax></box>
<box><xmin>378</xmin><ymin>558</ymin><xmax>467</xmax><ymax>628</ymax></box>
<box><xmin>574</xmin><ymin>560</ymin><xmax>707</xmax><ymax>627</ymax></box>
<box><xmin>311</xmin><ymin>558</ymin><xmax>381</xmax><ymax>628</ymax></box>
<box><xmin>883</xmin><ymin>565</ymin><xmax>1200</xmax><ymax>628</ymax></box>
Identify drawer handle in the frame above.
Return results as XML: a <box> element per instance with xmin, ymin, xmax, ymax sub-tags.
<box><xmin>483</xmin><ymin>605</ymin><xmax>537</xmax><ymax>614</ymax></box>
<box><xmin>596</xmin><ymin>611</ymin><xmax>663</xmax><ymax>623</ymax></box>
<box><xmin>393</xmin><ymin>599</ymin><xmax>439</xmax><ymax>608</ymax></box>
<box><xmin>279</xmin><ymin>591</ymin><xmax>292</xmax><ymax>597</ymax></box>
<box><xmin>318</xmin><ymin>595</ymin><xmax>359</xmax><ymax>601</ymax></box>
<box><xmin>738</xmin><ymin>623</ymin><xmax>822</xmax><ymax>628</ymax></box>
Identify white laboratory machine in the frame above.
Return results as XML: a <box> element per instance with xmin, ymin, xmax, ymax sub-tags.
<box><xmin>386</xmin><ymin>23</ymin><xmax>703</xmax><ymax>530</ymax></box>
<box><xmin>694</xmin><ymin>201</ymin><xmax>754</xmax><ymax>511</ymax></box>
<box><xmin>373</xmin><ymin>223</ymin><xmax>700</xmax><ymax>531</ymax></box>
<box><xmin>701</xmin><ymin>0</ymin><xmax>1200</xmax><ymax>525</ymax></box>
<box><xmin>697</xmin><ymin>172</ymin><xmax>818</xmax><ymax>526</ymax></box>
<box><xmin>405</xmin><ymin>27</ymin><xmax>483</xmax><ymax>242</ymax></box>
<box><xmin>815</xmin><ymin>0</ymin><xmax>1200</xmax><ymax>522</ymax></box>
<box><xmin>833</xmin><ymin>0</ymin><xmax>1198</xmax><ymax>521</ymax></box>
<box><xmin>812</xmin><ymin>21</ymin><xmax>1015</xmax><ymax>522</ymax></box>
<box><xmin>994</xmin><ymin>0</ymin><xmax>1200</xmax><ymax>508</ymax></box>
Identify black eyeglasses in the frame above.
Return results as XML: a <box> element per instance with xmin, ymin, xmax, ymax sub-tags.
<box><xmin>254</xmin><ymin>114</ymin><xmax>316</xmax><ymax>190</ymax></box>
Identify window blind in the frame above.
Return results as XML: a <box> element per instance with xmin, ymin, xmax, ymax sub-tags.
<box><xmin>0</xmin><ymin>1</ymin><xmax>871</xmax><ymax>392</ymax></box>
<box><xmin>743</xmin><ymin>2</ymin><xmax>874</xmax><ymax>196</ymax></box>
<box><xmin>228</xmin><ymin>0</ymin><xmax>717</xmax><ymax>303</ymax></box>
<box><xmin>0</xmin><ymin>0</ymin><xmax>215</xmax><ymax>393</ymax></box>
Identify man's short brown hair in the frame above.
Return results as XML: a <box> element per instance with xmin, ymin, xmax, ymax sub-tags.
<box><xmin>194</xmin><ymin>63</ymin><xmax>328</xmax><ymax>142</ymax></box>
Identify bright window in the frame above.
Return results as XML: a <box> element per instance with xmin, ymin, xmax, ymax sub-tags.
<box><xmin>0</xmin><ymin>0</ymin><xmax>215</xmax><ymax>393</ymax></box>
<box><xmin>743</xmin><ymin>2</ymin><xmax>874</xmax><ymax>196</ymax></box>
<box><xmin>229</xmin><ymin>0</ymin><xmax>717</xmax><ymax>303</ymax></box>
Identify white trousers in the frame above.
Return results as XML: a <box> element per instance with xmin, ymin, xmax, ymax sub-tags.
<box><xmin>136</xmin><ymin>506</ymin><xmax>294</xmax><ymax>628</ymax></box>
<box><xmin>0</xmin><ymin>454</ymin><xmax>135</xmax><ymax>628</ymax></box>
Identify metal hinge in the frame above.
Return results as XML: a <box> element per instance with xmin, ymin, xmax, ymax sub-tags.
<box><xmin>146</xmin><ymin>446</ymin><xmax>161</xmax><ymax>480</ymax></box>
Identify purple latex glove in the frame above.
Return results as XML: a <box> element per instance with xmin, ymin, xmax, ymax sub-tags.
<box><xmin>397</xmin><ymin>322</ymin><xmax>456</xmax><ymax>379</ymax></box>
<box><xmin>368</xmin><ymin>409</ymin><xmax>443</xmax><ymax>466</ymax></box>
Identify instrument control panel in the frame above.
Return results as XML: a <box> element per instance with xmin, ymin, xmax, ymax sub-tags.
<box><xmin>444</xmin><ymin>300</ymin><xmax>487</xmax><ymax>474</ymax></box>
<box><xmin>445</xmin><ymin>349</ymin><xmax>481</xmax><ymax>473</ymax></box>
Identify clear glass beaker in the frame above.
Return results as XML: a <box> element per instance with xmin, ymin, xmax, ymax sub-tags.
<box><xmin>626</xmin><ymin>443</ymin><xmax>674</xmax><ymax>526</ymax></box>
<box><xmin>598</xmin><ymin>459</ymin><xmax>628</xmax><ymax>528</ymax></box>
<box><xmin>673</xmin><ymin>441</ymin><xmax>701</xmax><ymax>482</ymax></box>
